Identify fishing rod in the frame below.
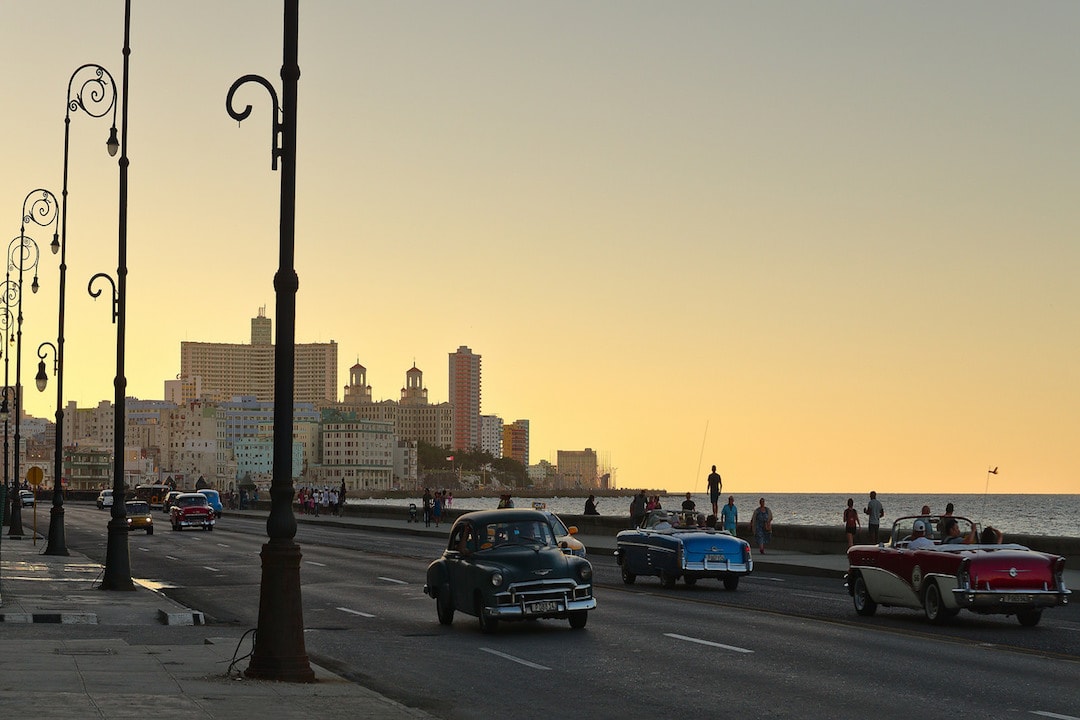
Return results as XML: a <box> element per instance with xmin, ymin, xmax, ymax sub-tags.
<box><xmin>694</xmin><ymin>420</ymin><xmax>709</xmax><ymax>492</ymax></box>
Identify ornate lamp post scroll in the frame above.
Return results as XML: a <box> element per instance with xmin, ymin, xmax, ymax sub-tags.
<box><xmin>42</xmin><ymin>63</ymin><xmax>119</xmax><ymax>557</ymax></box>
<box><xmin>226</xmin><ymin>0</ymin><xmax>313</xmax><ymax>682</ymax></box>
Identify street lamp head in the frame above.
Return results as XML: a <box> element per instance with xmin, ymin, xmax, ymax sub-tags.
<box><xmin>35</xmin><ymin>360</ymin><xmax>48</xmax><ymax>392</ymax></box>
<box><xmin>31</xmin><ymin>275</ymin><xmax>40</xmax><ymax>294</ymax></box>
<box><xmin>51</xmin><ymin>232</ymin><xmax>60</xmax><ymax>255</ymax></box>
<box><xmin>107</xmin><ymin>126</ymin><xmax>120</xmax><ymax>157</ymax></box>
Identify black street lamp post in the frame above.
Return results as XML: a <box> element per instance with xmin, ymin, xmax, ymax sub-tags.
<box><xmin>88</xmin><ymin>0</ymin><xmax>133</xmax><ymax>591</ymax></box>
<box><xmin>5</xmin><ymin>189</ymin><xmax>53</xmax><ymax>539</ymax></box>
<box><xmin>42</xmin><ymin>63</ymin><xmax>119</xmax><ymax>558</ymax></box>
<box><xmin>226</xmin><ymin>0</ymin><xmax>313</xmax><ymax>682</ymax></box>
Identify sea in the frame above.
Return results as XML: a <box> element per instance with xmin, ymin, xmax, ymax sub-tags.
<box><xmin>348</xmin><ymin>492</ymin><xmax>1080</xmax><ymax>539</ymax></box>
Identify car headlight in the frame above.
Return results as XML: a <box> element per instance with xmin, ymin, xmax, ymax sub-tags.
<box><xmin>491</xmin><ymin>572</ymin><xmax>503</xmax><ymax>587</ymax></box>
<box><xmin>578</xmin><ymin>563</ymin><xmax>593</xmax><ymax>582</ymax></box>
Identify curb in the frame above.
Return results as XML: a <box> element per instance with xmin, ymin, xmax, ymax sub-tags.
<box><xmin>0</xmin><ymin>612</ymin><xmax>97</xmax><ymax>624</ymax></box>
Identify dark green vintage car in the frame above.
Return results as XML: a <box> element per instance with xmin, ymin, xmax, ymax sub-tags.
<box><xmin>424</xmin><ymin>509</ymin><xmax>597</xmax><ymax>633</ymax></box>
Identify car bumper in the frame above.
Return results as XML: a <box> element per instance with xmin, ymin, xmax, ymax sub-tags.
<box><xmin>952</xmin><ymin>587</ymin><xmax>1070</xmax><ymax>611</ymax></box>
<box><xmin>485</xmin><ymin>596</ymin><xmax>597</xmax><ymax>620</ymax></box>
<box><xmin>175</xmin><ymin>518</ymin><xmax>214</xmax><ymax>527</ymax></box>
<box><xmin>682</xmin><ymin>560</ymin><xmax>753</xmax><ymax>576</ymax></box>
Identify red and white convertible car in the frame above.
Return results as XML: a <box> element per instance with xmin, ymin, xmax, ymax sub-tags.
<box><xmin>846</xmin><ymin>515</ymin><xmax>1070</xmax><ymax>626</ymax></box>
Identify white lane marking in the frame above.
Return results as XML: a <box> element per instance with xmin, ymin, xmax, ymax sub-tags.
<box><xmin>137</xmin><ymin>547</ymin><xmax>149</xmax><ymax>552</ymax></box>
<box><xmin>480</xmin><ymin>648</ymin><xmax>551</xmax><ymax>670</ymax></box>
<box><xmin>752</xmin><ymin>577</ymin><xmax>786</xmax><ymax>583</ymax></box>
<box><xmin>336</xmin><ymin>607</ymin><xmax>375</xmax><ymax>618</ymax></box>
<box><xmin>1031</xmin><ymin>713</ymin><xmax>1080</xmax><ymax>720</ymax></box>
<box><xmin>216</xmin><ymin>543</ymin><xmax>230</xmax><ymax>548</ymax></box>
<box><xmin>165</xmin><ymin>555</ymin><xmax>180</xmax><ymax>561</ymax></box>
<box><xmin>306</xmin><ymin>561</ymin><xmax>327</xmax><ymax>567</ymax></box>
<box><xmin>378</xmin><ymin>576</ymin><xmax>408</xmax><ymax>585</ymax></box>
<box><xmin>203</xmin><ymin>566</ymin><xmax>220</xmax><ymax>572</ymax></box>
<box><xmin>793</xmin><ymin>592</ymin><xmax>842</xmax><ymax>601</ymax></box>
<box><xmin>664</xmin><ymin>633</ymin><xmax>753</xmax><ymax>654</ymax></box>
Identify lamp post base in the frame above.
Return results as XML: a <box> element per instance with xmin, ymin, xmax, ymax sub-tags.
<box><xmin>245</xmin><ymin>538</ymin><xmax>314</xmax><ymax>683</ymax></box>
<box><xmin>100</xmin><ymin>517</ymin><xmax>134</xmax><ymax>590</ymax></box>
<box><xmin>7</xmin><ymin>497</ymin><xmax>24</xmax><ymax>538</ymax></box>
<box><xmin>43</xmin><ymin>505</ymin><xmax>69</xmax><ymax>556</ymax></box>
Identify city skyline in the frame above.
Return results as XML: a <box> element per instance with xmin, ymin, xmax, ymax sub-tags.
<box><xmin>2</xmin><ymin>2</ymin><xmax>1077</xmax><ymax>495</ymax></box>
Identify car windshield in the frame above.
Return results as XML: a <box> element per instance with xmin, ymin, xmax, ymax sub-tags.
<box><xmin>546</xmin><ymin>514</ymin><xmax>569</xmax><ymax>536</ymax></box>
<box><xmin>126</xmin><ymin>502</ymin><xmax>150</xmax><ymax>513</ymax></box>
<box><xmin>177</xmin><ymin>496</ymin><xmax>208</xmax><ymax>507</ymax></box>
<box><xmin>480</xmin><ymin>519</ymin><xmax>556</xmax><ymax>548</ymax></box>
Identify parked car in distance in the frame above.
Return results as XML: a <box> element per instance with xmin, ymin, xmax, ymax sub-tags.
<box><xmin>198</xmin><ymin>489</ymin><xmax>223</xmax><ymax>518</ymax></box>
<box><xmin>846</xmin><ymin>515</ymin><xmax>1071</xmax><ymax>626</ymax></box>
<box><xmin>20</xmin><ymin>489</ymin><xmax>35</xmax><ymax>507</ymax></box>
<box><xmin>615</xmin><ymin>509</ymin><xmax>753</xmax><ymax>590</ymax></box>
<box><xmin>424</xmin><ymin>509</ymin><xmax>596</xmax><ymax>633</ymax></box>
<box><xmin>96</xmin><ymin>489</ymin><xmax>114</xmax><ymax>510</ymax></box>
<box><xmin>161</xmin><ymin>490</ymin><xmax>183</xmax><ymax>514</ymax></box>
<box><xmin>169</xmin><ymin>493</ymin><xmax>216</xmax><ymax>531</ymax></box>
<box><xmin>125</xmin><ymin>500</ymin><xmax>154</xmax><ymax>535</ymax></box>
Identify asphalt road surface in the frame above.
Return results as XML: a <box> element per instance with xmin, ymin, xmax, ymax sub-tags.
<box><xmin>56</xmin><ymin>504</ymin><xmax>1080</xmax><ymax>720</ymax></box>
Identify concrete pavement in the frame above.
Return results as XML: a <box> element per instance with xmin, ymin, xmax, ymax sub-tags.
<box><xmin>0</xmin><ymin>527</ymin><xmax>433</xmax><ymax>719</ymax></box>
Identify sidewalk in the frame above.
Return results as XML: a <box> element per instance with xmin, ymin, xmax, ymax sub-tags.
<box><xmin>0</xmin><ymin>529</ymin><xmax>433</xmax><ymax>719</ymax></box>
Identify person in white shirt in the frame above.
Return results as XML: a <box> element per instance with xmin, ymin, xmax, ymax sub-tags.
<box><xmin>907</xmin><ymin>519</ymin><xmax>935</xmax><ymax>550</ymax></box>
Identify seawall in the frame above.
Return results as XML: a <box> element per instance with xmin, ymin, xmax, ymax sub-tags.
<box><xmin>256</xmin><ymin>501</ymin><xmax>1080</xmax><ymax>563</ymax></box>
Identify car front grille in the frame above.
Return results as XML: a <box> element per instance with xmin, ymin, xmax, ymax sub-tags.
<box><xmin>495</xmin><ymin>579</ymin><xmax>590</xmax><ymax>607</ymax></box>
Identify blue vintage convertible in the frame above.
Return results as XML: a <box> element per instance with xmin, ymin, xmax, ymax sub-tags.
<box><xmin>615</xmin><ymin>509</ymin><xmax>753</xmax><ymax>590</ymax></box>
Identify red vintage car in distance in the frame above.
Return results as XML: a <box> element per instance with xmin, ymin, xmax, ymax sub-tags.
<box><xmin>846</xmin><ymin>515</ymin><xmax>1070</xmax><ymax>626</ymax></box>
<box><xmin>169</xmin><ymin>493</ymin><xmax>216</xmax><ymax>532</ymax></box>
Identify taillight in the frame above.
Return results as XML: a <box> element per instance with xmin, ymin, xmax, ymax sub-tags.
<box><xmin>743</xmin><ymin>544</ymin><xmax>751</xmax><ymax>564</ymax></box>
<box><xmin>957</xmin><ymin>557</ymin><xmax>971</xmax><ymax>589</ymax></box>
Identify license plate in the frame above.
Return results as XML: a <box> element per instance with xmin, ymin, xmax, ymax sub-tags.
<box><xmin>525</xmin><ymin>600</ymin><xmax>559</xmax><ymax>615</ymax></box>
<box><xmin>1002</xmin><ymin>594</ymin><xmax>1032</xmax><ymax>604</ymax></box>
<box><xmin>705</xmin><ymin>554</ymin><xmax>726</xmax><ymax>562</ymax></box>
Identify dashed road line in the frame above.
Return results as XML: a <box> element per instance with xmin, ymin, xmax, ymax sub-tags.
<box><xmin>480</xmin><ymin>648</ymin><xmax>551</xmax><ymax>670</ymax></box>
<box><xmin>306</xmin><ymin>561</ymin><xmax>327</xmax><ymax>567</ymax></box>
<box><xmin>664</xmin><ymin>633</ymin><xmax>753</xmax><ymax>654</ymax></box>
<box><xmin>378</xmin><ymin>576</ymin><xmax>408</xmax><ymax>585</ymax></box>
<box><xmin>336</xmin><ymin>607</ymin><xmax>375</xmax><ymax>618</ymax></box>
<box><xmin>1031</xmin><ymin>712</ymin><xmax>1080</xmax><ymax>720</ymax></box>
<box><xmin>203</xmin><ymin>566</ymin><xmax>220</xmax><ymax>572</ymax></box>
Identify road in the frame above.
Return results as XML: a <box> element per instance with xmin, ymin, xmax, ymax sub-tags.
<box><xmin>59</xmin><ymin>504</ymin><xmax>1080</xmax><ymax>720</ymax></box>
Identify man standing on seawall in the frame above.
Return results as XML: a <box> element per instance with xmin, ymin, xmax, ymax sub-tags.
<box><xmin>707</xmin><ymin>465</ymin><xmax>722</xmax><ymax>517</ymax></box>
<box><xmin>864</xmin><ymin>491</ymin><xmax>884</xmax><ymax>544</ymax></box>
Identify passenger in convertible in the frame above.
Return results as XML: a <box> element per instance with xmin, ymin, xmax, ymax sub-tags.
<box><xmin>908</xmin><ymin>519</ymin><xmax>935</xmax><ymax>550</ymax></box>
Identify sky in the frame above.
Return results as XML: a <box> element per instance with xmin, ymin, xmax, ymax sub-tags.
<box><xmin>1</xmin><ymin>1</ymin><xmax>1077</xmax><ymax>495</ymax></box>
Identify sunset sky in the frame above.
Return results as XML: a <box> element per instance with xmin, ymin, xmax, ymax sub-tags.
<box><xmin>1</xmin><ymin>2</ymin><xmax>1077</xmax><ymax>495</ymax></box>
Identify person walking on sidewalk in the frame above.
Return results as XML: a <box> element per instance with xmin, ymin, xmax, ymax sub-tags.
<box><xmin>751</xmin><ymin>498</ymin><xmax>773</xmax><ymax>554</ymax></box>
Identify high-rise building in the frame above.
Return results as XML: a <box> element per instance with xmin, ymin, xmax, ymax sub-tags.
<box><xmin>180</xmin><ymin>310</ymin><xmax>337</xmax><ymax>405</ymax></box>
<box><xmin>557</xmin><ymin>448</ymin><xmax>598</xmax><ymax>490</ymax></box>
<box><xmin>335</xmin><ymin>363</ymin><xmax>452</xmax><ymax>449</ymax></box>
<box><xmin>502</xmin><ymin>419</ymin><xmax>529</xmax><ymax>467</ymax></box>
<box><xmin>480</xmin><ymin>415</ymin><xmax>503</xmax><ymax>457</ymax></box>
<box><xmin>449</xmin><ymin>345</ymin><xmax>481</xmax><ymax>452</ymax></box>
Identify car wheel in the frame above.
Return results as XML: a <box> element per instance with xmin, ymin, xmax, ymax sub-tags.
<box><xmin>620</xmin><ymin>564</ymin><xmax>636</xmax><ymax>585</ymax></box>
<box><xmin>476</xmin><ymin>596</ymin><xmax>498</xmax><ymax>634</ymax></box>
<box><xmin>923</xmin><ymin>581</ymin><xmax>948</xmax><ymax>624</ymax></box>
<box><xmin>206</xmin><ymin>524</ymin><xmax>214</xmax><ymax>531</ymax></box>
<box><xmin>723</xmin><ymin>575</ymin><xmax>740</xmax><ymax>591</ymax></box>
<box><xmin>683</xmin><ymin>576</ymin><xmax>698</xmax><ymax>587</ymax></box>
<box><xmin>568</xmin><ymin>610</ymin><xmax>588</xmax><ymax>630</ymax></box>
<box><xmin>851</xmin><ymin>574</ymin><xmax>877</xmax><ymax>616</ymax></box>
<box><xmin>659</xmin><ymin>570</ymin><xmax>677</xmax><ymax>589</ymax></box>
<box><xmin>436</xmin><ymin>588</ymin><xmax>455</xmax><ymax>626</ymax></box>
<box><xmin>147</xmin><ymin>527</ymin><xmax>153</xmax><ymax>535</ymax></box>
<box><xmin>1017</xmin><ymin>610</ymin><xmax>1042</xmax><ymax>627</ymax></box>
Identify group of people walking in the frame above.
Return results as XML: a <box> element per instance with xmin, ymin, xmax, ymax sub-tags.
<box><xmin>296</xmin><ymin>482</ymin><xmax>347</xmax><ymax>516</ymax></box>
